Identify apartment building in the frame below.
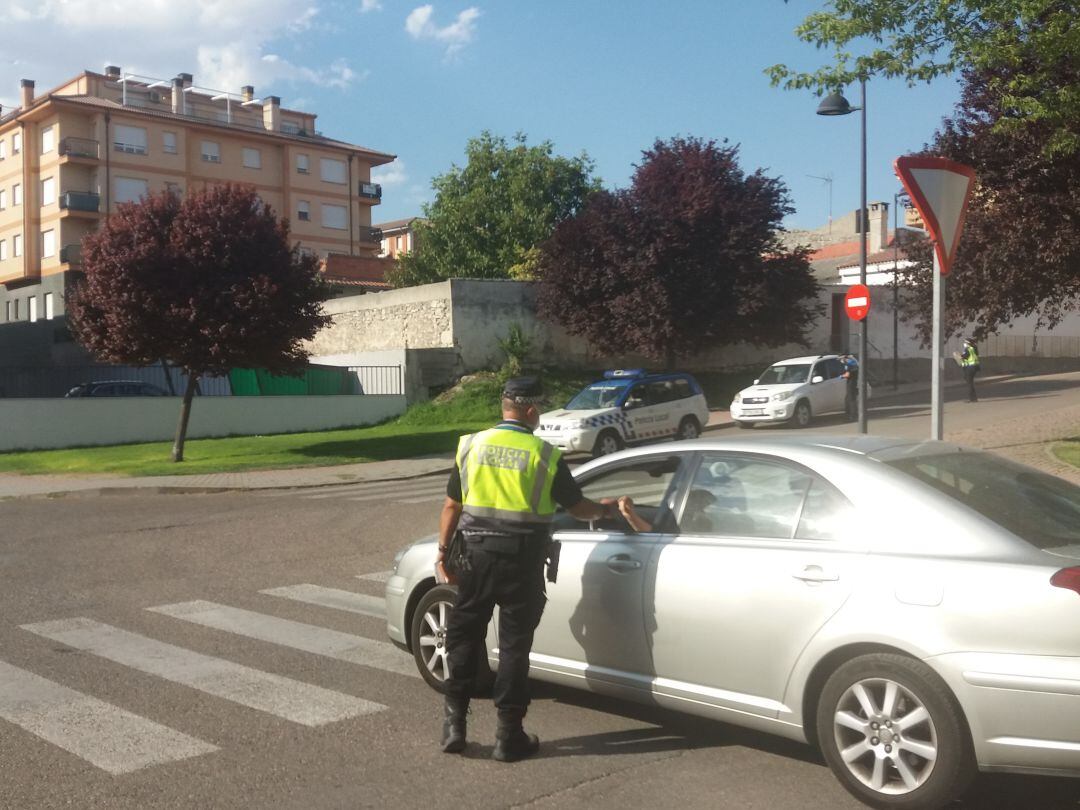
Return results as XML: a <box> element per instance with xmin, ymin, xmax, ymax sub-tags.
<box><xmin>376</xmin><ymin>216</ymin><xmax>422</xmax><ymax>259</ymax></box>
<box><xmin>0</xmin><ymin>66</ymin><xmax>394</xmax><ymax>328</ymax></box>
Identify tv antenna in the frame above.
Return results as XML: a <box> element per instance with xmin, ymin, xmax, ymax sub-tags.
<box><xmin>807</xmin><ymin>173</ymin><xmax>834</xmax><ymax>236</ymax></box>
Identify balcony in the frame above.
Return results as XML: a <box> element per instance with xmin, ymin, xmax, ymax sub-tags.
<box><xmin>358</xmin><ymin>182</ymin><xmax>382</xmax><ymax>200</ymax></box>
<box><xmin>58</xmin><ymin>137</ymin><xmax>100</xmax><ymax>160</ymax></box>
<box><xmin>360</xmin><ymin>227</ymin><xmax>383</xmax><ymax>244</ymax></box>
<box><xmin>60</xmin><ymin>244</ymin><xmax>83</xmax><ymax>265</ymax></box>
<box><xmin>59</xmin><ymin>191</ymin><xmax>101</xmax><ymax>214</ymax></box>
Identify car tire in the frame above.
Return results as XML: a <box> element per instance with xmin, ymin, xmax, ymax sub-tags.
<box><xmin>816</xmin><ymin>653</ymin><xmax>975</xmax><ymax>810</ymax></box>
<box><xmin>410</xmin><ymin>584</ymin><xmax>494</xmax><ymax>694</ymax></box>
<box><xmin>792</xmin><ymin>400</ymin><xmax>813</xmax><ymax>428</ymax></box>
<box><xmin>676</xmin><ymin>416</ymin><xmax>701</xmax><ymax>441</ymax></box>
<box><xmin>592</xmin><ymin>429</ymin><xmax>624</xmax><ymax>458</ymax></box>
<box><xmin>734</xmin><ymin>420</ymin><xmax>753</xmax><ymax>430</ymax></box>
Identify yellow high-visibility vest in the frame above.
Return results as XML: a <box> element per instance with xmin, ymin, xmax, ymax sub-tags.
<box><xmin>457</xmin><ymin>425</ymin><xmax>561</xmax><ymax>525</ymax></box>
<box><xmin>961</xmin><ymin>345</ymin><xmax>980</xmax><ymax>367</ymax></box>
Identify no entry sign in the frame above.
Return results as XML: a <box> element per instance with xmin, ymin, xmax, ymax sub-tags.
<box><xmin>845</xmin><ymin>284</ymin><xmax>870</xmax><ymax>321</ymax></box>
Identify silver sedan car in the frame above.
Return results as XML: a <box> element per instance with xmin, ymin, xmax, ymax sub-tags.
<box><xmin>385</xmin><ymin>436</ymin><xmax>1080</xmax><ymax>809</ymax></box>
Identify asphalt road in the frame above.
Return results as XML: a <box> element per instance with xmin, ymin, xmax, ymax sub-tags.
<box><xmin>2</xmin><ymin>374</ymin><xmax>1080</xmax><ymax>809</ymax></box>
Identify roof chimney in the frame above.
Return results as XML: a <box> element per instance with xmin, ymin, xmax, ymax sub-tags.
<box><xmin>178</xmin><ymin>73</ymin><xmax>193</xmax><ymax>88</ymax></box>
<box><xmin>172</xmin><ymin>77</ymin><xmax>185</xmax><ymax>114</ymax></box>
<box><xmin>241</xmin><ymin>85</ymin><xmax>254</xmax><ymax>103</ymax></box>
<box><xmin>263</xmin><ymin>95</ymin><xmax>281</xmax><ymax>132</ymax></box>
<box><xmin>104</xmin><ymin>65</ymin><xmax>121</xmax><ymax>80</ymax></box>
<box><xmin>868</xmin><ymin>201</ymin><xmax>889</xmax><ymax>253</ymax></box>
<box><xmin>20</xmin><ymin>79</ymin><xmax>34</xmax><ymax>109</ymax></box>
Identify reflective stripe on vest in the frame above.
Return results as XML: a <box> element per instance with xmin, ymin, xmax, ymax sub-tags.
<box><xmin>456</xmin><ymin>427</ymin><xmax>561</xmax><ymax>525</ymax></box>
<box><xmin>961</xmin><ymin>346</ymin><xmax>980</xmax><ymax>367</ymax></box>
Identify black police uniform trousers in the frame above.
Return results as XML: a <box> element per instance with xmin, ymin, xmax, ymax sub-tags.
<box><xmin>444</xmin><ymin>535</ymin><xmax>547</xmax><ymax>714</ymax></box>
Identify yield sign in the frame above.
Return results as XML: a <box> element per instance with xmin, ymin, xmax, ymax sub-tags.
<box><xmin>894</xmin><ymin>156</ymin><xmax>976</xmax><ymax>275</ymax></box>
<box><xmin>845</xmin><ymin>284</ymin><xmax>870</xmax><ymax>321</ymax></box>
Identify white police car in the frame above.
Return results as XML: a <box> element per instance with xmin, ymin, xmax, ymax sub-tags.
<box><xmin>535</xmin><ymin>370</ymin><xmax>710</xmax><ymax>457</ymax></box>
<box><xmin>729</xmin><ymin>354</ymin><xmax>870</xmax><ymax>428</ymax></box>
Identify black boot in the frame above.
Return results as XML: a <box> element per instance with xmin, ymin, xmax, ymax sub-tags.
<box><xmin>441</xmin><ymin>695</ymin><xmax>469</xmax><ymax>754</ymax></box>
<box><xmin>492</xmin><ymin>709</ymin><xmax>539</xmax><ymax>763</ymax></box>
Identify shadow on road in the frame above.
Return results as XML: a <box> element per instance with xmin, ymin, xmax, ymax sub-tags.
<box><xmin>525</xmin><ymin>682</ymin><xmax>1080</xmax><ymax>808</ymax></box>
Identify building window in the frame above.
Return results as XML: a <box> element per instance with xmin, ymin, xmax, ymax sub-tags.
<box><xmin>115</xmin><ymin>176</ymin><xmax>149</xmax><ymax>204</ymax></box>
<box><xmin>41</xmin><ymin>176</ymin><xmax>56</xmax><ymax>207</ymax></box>
<box><xmin>12</xmin><ymin>132</ymin><xmax>21</xmax><ymax>154</ymax></box>
<box><xmin>322</xmin><ymin>203</ymin><xmax>347</xmax><ymax>230</ymax></box>
<box><xmin>165</xmin><ymin>182</ymin><xmax>182</xmax><ymax>197</ymax></box>
<box><xmin>13</xmin><ymin>183</ymin><xmax>21</xmax><ymax>206</ymax></box>
<box><xmin>11</xmin><ymin>299</ymin><xmax>18</xmax><ymax>320</ymax></box>
<box><xmin>296</xmin><ymin>153</ymin><xmax>309</xmax><ymax>174</ymax></box>
<box><xmin>297</xmin><ymin>200</ymin><xmax>310</xmax><ymax>221</ymax></box>
<box><xmin>29</xmin><ymin>295</ymin><xmax>38</xmax><ymax>323</ymax></box>
<box><xmin>320</xmin><ymin>158</ymin><xmax>347</xmax><ymax>184</ymax></box>
<box><xmin>0</xmin><ymin>139</ymin><xmax>6</xmax><ymax>160</ymax></box>
<box><xmin>0</xmin><ymin>239</ymin><xmax>6</xmax><ymax>261</ymax></box>
<box><xmin>44</xmin><ymin>292</ymin><xmax>54</xmax><ymax>320</ymax></box>
<box><xmin>162</xmin><ymin>132</ymin><xmax>177</xmax><ymax>154</ymax></box>
<box><xmin>113</xmin><ymin>124</ymin><xmax>148</xmax><ymax>155</ymax></box>
<box><xmin>396</xmin><ymin>235</ymin><xmax>403</xmax><ymax>251</ymax></box>
<box><xmin>201</xmin><ymin>140</ymin><xmax>221</xmax><ymax>163</ymax></box>
<box><xmin>242</xmin><ymin>147</ymin><xmax>261</xmax><ymax>169</ymax></box>
<box><xmin>41</xmin><ymin>229</ymin><xmax>56</xmax><ymax>259</ymax></box>
<box><xmin>12</xmin><ymin>234</ymin><xmax>21</xmax><ymax>257</ymax></box>
<box><xmin>0</xmin><ymin>188</ymin><xmax>6</xmax><ymax>209</ymax></box>
<box><xmin>4</xmin><ymin>301</ymin><xmax>10</xmax><ymax>321</ymax></box>
<box><xmin>41</xmin><ymin>126</ymin><xmax>54</xmax><ymax>154</ymax></box>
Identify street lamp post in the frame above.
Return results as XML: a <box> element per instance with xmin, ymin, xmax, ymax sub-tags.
<box><xmin>817</xmin><ymin>77</ymin><xmax>868</xmax><ymax>434</ymax></box>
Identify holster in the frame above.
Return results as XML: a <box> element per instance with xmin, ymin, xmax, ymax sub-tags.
<box><xmin>545</xmin><ymin>540</ymin><xmax>562</xmax><ymax>584</ymax></box>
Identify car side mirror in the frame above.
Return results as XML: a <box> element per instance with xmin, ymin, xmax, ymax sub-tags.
<box><xmin>811</xmin><ymin>375</ymin><xmax>824</xmax><ymax>384</ymax></box>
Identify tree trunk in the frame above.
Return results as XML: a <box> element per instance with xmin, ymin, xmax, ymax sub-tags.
<box><xmin>171</xmin><ymin>370</ymin><xmax>199</xmax><ymax>462</ymax></box>
<box><xmin>160</xmin><ymin>359</ymin><xmax>176</xmax><ymax>395</ymax></box>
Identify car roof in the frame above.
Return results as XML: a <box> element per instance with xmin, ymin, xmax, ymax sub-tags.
<box><xmin>771</xmin><ymin>355</ymin><xmax>837</xmax><ymax>365</ymax></box>
<box><xmin>589</xmin><ymin>372</ymin><xmax>695</xmax><ymax>384</ymax></box>
<box><xmin>573</xmin><ymin>434</ymin><xmax>968</xmax><ymax>476</ymax></box>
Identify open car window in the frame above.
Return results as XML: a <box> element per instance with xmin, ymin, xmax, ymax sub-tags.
<box><xmin>561</xmin><ymin>455</ymin><xmax>684</xmax><ymax>534</ymax></box>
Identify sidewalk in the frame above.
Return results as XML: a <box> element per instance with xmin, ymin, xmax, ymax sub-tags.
<box><xmin>0</xmin><ymin>373</ymin><xmax>1065</xmax><ymax>499</ymax></box>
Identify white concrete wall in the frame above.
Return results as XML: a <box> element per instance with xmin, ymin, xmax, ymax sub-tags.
<box><xmin>0</xmin><ymin>395</ymin><xmax>406</xmax><ymax>452</ymax></box>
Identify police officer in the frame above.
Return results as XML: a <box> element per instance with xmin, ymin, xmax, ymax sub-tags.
<box><xmin>960</xmin><ymin>338</ymin><xmax>981</xmax><ymax>402</ymax></box>
<box><xmin>436</xmin><ymin>376</ymin><xmax>620</xmax><ymax>762</ymax></box>
<box><xmin>841</xmin><ymin>354</ymin><xmax>859</xmax><ymax>421</ymax></box>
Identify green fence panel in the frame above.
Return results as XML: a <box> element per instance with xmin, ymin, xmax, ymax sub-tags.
<box><xmin>228</xmin><ymin>365</ymin><xmax>357</xmax><ymax>396</ymax></box>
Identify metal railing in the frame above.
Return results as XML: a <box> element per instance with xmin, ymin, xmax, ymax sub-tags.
<box><xmin>59</xmin><ymin>137</ymin><xmax>100</xmax><ymax>159</ymax></box>
<box><xmin>360</xmin><ymin>227</ymin><xmax>383</xmax><ymax>244</ymax></box>
<box><xmin>59</xmin><ymin>244</ymin><xmax>82</xmax><ymax>265</ymax></box>
<box><xmin>346</xmin><ymin>365</ymin><xmax>404</xmax><ymax>395</ymax></box>
<box><xmin>358</xmin><ymin>182</ymin><xmax>382</xmax><ymax>200</ymax></box>
<box><xmin>0</xmin><ymin>365</ymin><xmax>230</xmax><ymax>399</ymax></box>
<box><xmin>59</xmin><ymin>191</ymin><xmax>101</xmax><ymax>213</ymax></box>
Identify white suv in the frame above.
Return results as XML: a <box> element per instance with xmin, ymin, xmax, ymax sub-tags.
<box><xmin>729</xmin><ymin>355</ymin><xmax>868</xmax><ymax>428</ymax></box>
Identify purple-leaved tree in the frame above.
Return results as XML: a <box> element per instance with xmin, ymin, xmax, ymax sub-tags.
<box><xmin>67</xmin><ymin>183</ymin><xmax>329</xmax><ymax>461</ymax></box>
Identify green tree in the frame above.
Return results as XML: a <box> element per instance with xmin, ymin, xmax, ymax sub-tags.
<box><xmin>767</xmin><ymin>0</ymin><xmax>1080</xmax><ymax>154</ymax></box>
<box><xmin>387</xmin><ymin>132</ymin><xmax>600</xmax><ymax>287</ymax></box>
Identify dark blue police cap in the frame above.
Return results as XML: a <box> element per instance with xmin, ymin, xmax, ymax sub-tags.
<box><xmin>502</xmin><ymin>376</ymin><xmax>545</xmax><ymax>405</ymax></box>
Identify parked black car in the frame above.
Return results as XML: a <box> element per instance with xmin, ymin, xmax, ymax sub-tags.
<box><xmin>64</xmin><ymin>381</ymin><xmax>170</xmax><ymax>397</ymax></box>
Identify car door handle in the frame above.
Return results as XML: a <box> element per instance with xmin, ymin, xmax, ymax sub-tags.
<box><xmin>606</xmin><ymin>554</ymin><xmax>642</xmax><ymax>573</ymax></box>
<box><xmin>792</xmin><ymin>565</ymin><xmax>839</xmax><ymax>583</ymax></box>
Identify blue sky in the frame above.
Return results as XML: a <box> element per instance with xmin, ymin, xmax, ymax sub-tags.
<box><xmin>2</xmin><ymin>0</ymin><xmax>962</xmax><ymax>232</ymax></box>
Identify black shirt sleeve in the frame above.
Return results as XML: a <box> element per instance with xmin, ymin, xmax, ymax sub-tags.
<box><xmin>446</xmin><ymin>465</ymin><xmax>462</xmax><ymax>502</ymax></box>
<box><xmin>551</xmin><ymin>457</ymin><xmax>584</xmax><ymax>509</ymax></box>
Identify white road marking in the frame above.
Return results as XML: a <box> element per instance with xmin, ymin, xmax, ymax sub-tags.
<box><xmin>260</xmin><ymin>584</ymin><xmax>385</xmax><ymax>619</ymax></box>
<box><xmin>0</xmin><ymin>659</ymin><xmax>217</xmax><ymax>775</ymax></box>
<box><xmin>356</xmin><ymin>570</ymin><xmax>392</xmax><ymax>583</ymax></box>
<box><xmin>147</xmin><ymin>601</ymin><xmax>418</xmax><ymax>679</ymax></box>
<box><xmin>20</xmin><ymin>618</ymin><xmax>384</xmax><ymax>727</ymax></box>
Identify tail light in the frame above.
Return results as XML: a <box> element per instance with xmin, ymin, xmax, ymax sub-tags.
<box><xmin>1050</xmin><ymin>567</ymin><xmax>1080</xmax><ymax>596</ymax></box>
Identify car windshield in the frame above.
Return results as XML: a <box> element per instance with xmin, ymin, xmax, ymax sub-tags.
<box><xmin>565</xmin><ymin>381</ymin><xmax>630</xmax><ymax>410</ymax></box>
<box><xmin>757</xmin><ymin>364</ymin><xmax>811</xmax><ymax>385</ymax></box>
<box><xmin>885</xmin><ymin>451</ymin><xmax>1080</xmax><ymax>552</ymax></box>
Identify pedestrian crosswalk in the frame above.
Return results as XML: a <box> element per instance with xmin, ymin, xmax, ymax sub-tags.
<box><xmin>1</xmin><ymin>573</ymin><xmax>414</xmax><ymax>777</ymax></box>
<box><xmin>258</xmin><ymin>476</ymin><xmax>448</xmax><ymax>505</ymax></box>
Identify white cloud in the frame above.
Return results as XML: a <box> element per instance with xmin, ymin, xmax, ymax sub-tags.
<box><xmin>372</xmin><ymin>159</ymin><xmax>408</xmax><ymax>187</ymax></box>
<box><xmin>0</xmin><ymin>0</ymin><xmax>360</xmax><ymax>107</ymax></box>
<box><xmin>405</xmin><ymin>5</ymin><xmax>480</xmax><ymax>57</ymax></box>
<box><xmin>360</xmin><ymin>0</ymin><xmax>382</xmax><ymax>12</ymax></box>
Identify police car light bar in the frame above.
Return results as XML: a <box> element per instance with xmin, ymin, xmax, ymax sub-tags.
<box><xmin>604</xmin><ymin>369</ymin><xmax>647</xmax><ymax>379</ymax></box>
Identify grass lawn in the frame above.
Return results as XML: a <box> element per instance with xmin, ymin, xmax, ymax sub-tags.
<box><xmin>0</xmin><ymin>367</ymin><xmax>749</xmax><ymax>478</ymax></box>
<box><xmin>1051</xmin><ymin>438</ymin><xmax>1080</xmax><ymax>470</ymax></box>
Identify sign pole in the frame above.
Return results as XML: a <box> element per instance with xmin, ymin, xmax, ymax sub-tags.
<box><xmin>930</xmin><ymin>253</ymin><xmax>945</xmax><ymax>440</ymax></box>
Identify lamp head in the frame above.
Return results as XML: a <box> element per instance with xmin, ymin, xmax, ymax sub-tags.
<box><xmin>816</xmin><ymin>91</ymin><xmax>855</xmax><ymax>116</ymax></box>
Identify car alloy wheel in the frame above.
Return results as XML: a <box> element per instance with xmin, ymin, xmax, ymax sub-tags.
<box><xmin>677</xmin><ymin>416</ymin><xmax>701</xmax><ymax>441</ymax></box>
<box><xmin>816</xmin><ymin>653</ymin><xmax>975</xmax><ymax>809</ymax></box>
<box><xmin>793</xmin><ymin>400</ymin><xmax>812</xmax><ymax>428</ymax></box>
<box><xmin>593</xmin><ymin>429</ymin><xmax>623</xmax><ymax>458</ymax></box>
<box><xmin>410</xmin><ymin>584</ymin><xmax>494</xmax><ymax>694</ymax></box>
